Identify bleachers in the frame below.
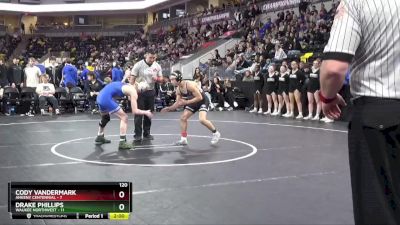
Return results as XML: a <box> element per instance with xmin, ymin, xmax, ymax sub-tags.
<box><xmin>0</xmin><ymin>34</ymin><xmax>21</xmax><ymax>60</ymax></box>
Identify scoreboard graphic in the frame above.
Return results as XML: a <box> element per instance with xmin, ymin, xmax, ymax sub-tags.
<box><xmin>8</xmin><ymin>182</ymin><xmax>132</xmax><ymax>220</ymax></box>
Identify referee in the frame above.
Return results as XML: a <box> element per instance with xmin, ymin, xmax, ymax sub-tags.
<box><xmin>320</xmin><ymin>0</ymin><xmax>400</xmax><ymax>224</ymax></box>
<box><xmin>131</xmin><ymin>50</ymin><xmax>163</xmax><ymax>141</ymax></box>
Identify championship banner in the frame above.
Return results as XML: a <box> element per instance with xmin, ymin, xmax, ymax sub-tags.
<box><xmin>262</xmin><ymin>0</ymin><xmax>302</xmax><ymax>13</ymax></box>
<box><xmin>192</xmin><ymin>11</ymin><xmax>233</xmax><ymax>26</ymax></box>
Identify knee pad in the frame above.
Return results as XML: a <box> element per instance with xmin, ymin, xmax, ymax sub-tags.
<box><xmin>99</xmin><ymin>114</ymin><xmax>110</xmax><ymax>128</ymax></box>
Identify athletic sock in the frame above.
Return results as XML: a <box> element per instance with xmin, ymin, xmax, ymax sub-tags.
<box><xmin>181</xmin><ymin>132</ymin><xmax>187</xmax><ymax>138</ymax></box>
<box><xmin>120</xmin><ymin>135</ymin><xmax>126</xmax><ymax>141</ymax></box>
<box><xmin>212</xmin><ymin>129</ymin><xmax>217</xmax><ymax>133</ymax></box>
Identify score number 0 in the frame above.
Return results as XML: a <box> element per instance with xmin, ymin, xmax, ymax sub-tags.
<box><xmin>118</xmin><ymin>183</ymin><xmax>128</xmax><ymax>211</ymax></box>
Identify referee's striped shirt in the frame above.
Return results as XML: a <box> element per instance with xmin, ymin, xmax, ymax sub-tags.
<box><xmin>323</xmin><ymin>0</ymin><xmax>400</xmax><ymax>98</ymax></box>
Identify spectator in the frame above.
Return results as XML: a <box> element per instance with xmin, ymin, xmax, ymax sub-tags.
<box><xmin>242</xmin><ymin>70</ymin><xmax>254</xmax><ymax>82</ymax></box>
<box><xmin>223</xmin><ymin>78</ymin><xmax>236</xmax><ymax>111</ymax></box>
<box><xmin>274</xmin><ymin>43</ymin><xmax>287</xmax><ymax>62</ymax></box>
<box><xmin>8</xmin><ymin>58</ymin><xmax>23</xmax><ymax>90</ymax></box>
<box><xmin>278</xmin><ymin>65</ymin><xmax>290</xmax><ymax>116</ymax></box>
<box><xmin>159</xmin><ymin>76</ymin><xmax>175</xmax><ymax>107</ymax></box>
<box><xmin>193</xmin><ymin>70</ymin><xmax>204</xmax><ymax>89</ymax></box>
<box><xmin>87</xmin><ymin>72</ymin><xmax>103</xmax><ymax>113</ymax></box>
<box><xmin>249</xmin><ymin>64</ymin><xmax>264</xmax><ymax>113</ymax></box>
<box><xmin>36</xmin><ymin>74</ymin><xmax>60</xmax><ymax>115</ymax></box>
<box><xmin>21</xmin><ymin>23</ymin><xmax>25</xmax><ymax>34</ymax></box>
<box><xmin>0</xmin><ymin>58</ymin><xmax>8</xmax><ymax>88</ymax></box>
<box><xmin>286</xmin><ymin>60</ymin><xmax>305</xmax><ymax>119</ymax></box>
<box><xmin>35</xmin><ymin>59</ymin><xmax>46</xmax><ymax>76</ymax></box>
<box><xmin>304</xmin><ymin>60</ymin><xmax>322</xmax><ymax>120</ymax></box>
<box><xmin>61</xmin><ymin>58</ymin><xmax>78</xmax><ymax>88</ymax></box>
<box><xmin>111</xmin><ymin>62</ymin><xmax>124</xmax><ymax>82</ymax></box>
<box><xmin>210</xmin><ymin>76</ymin><xmax>225</xmax><ymax>111</ymax></box>
<box><xmin>46</xmin><ymin>56</ymin><xmax>62</xmax><ymax>87</ymax></box>
<box><xmin>24</xmin><ymin>57</ymin><xmax>41</xmax><ymax>88</ymax></box>
<box><xmin>265</xmin><ymin>65</ymin><xmax>279</xmax><ymax>115</ymax></box>
<box><xmin>202</xmin><ymin>75</ymin><xmax>214</xmax><ymax>110</ymax></box>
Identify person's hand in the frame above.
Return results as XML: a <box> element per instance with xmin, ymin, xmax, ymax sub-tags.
<box><xmin>152</xmin><ymin>76</ymin><xmax>159</xmax><ymax>82</ymax></box>
<box><xmin>20</xmin><ymin>83</ymin><xmax>24</xmax><ymax>88</ymax></box>
<box><xmin>11</xmin><ymin>83</ymin><xmax>16</xmax><ymax>88</ymax></box>
<box><xmin>90</xmin><ymin>92</ymin><xmax>94</xmax><ymax>97</ymax></box>
<box><xmin>176</xmin><ymin>99</ymin><xmax>187</xmax><ymax>107</ymax></box>
<box><xmin>144</xmin><ymin>110</ymin><xmax>153</xmax><ymax>119</ymax></box>
<box><xmin>160</xmin><ymin>107</ymin><xmax>170</xmax><ymax>113</ymax></box>
<box><xmin>321</xmin><ymin>93</ymin><xmax>347</xmax><ymax>120</ymax></box>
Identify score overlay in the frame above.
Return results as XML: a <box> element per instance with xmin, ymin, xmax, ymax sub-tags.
<box><xmin>8</xmin><ymin>182</ymin><xmax>132</xmax><ymax>220</ymax></box>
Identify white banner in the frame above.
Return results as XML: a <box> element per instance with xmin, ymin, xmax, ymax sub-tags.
<box><xmin>262</xmin><ymin>0</ymin><xmax>301</xmax><ymax>12</ymax></box>
<box><xmin>193</xmin><ymin>12</ymin><xmax>232</xmax><ymax>26</ymax></box>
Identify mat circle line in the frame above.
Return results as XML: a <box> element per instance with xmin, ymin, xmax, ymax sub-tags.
<box><xmin>50</xmin><ymin>134</ymin><xmax>258</xmax><ymax>167</ymax></box>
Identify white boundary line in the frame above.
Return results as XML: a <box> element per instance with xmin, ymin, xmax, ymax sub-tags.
<box><xmin>0</xmin><ymin>118</ymin><xmax>348</xmax><ymax>133</ymax></box>
<box><xmin>131</xmin><ymin>171</ymin><xmax>337</xmax><ymax>195</ymax></box>
<box><xmin>0</xmin><ymin>146</ymin><xmax>310</xmax><ymax>169</ymax></box>
<box><xmin>50</xmin><ymin>134</ymin><xmax>258</xmax><ymax>167</ymax></box>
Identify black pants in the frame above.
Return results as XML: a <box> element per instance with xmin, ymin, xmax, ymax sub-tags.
<box><xmin>39</xmin><ymin>96</ymin><xmax>59</xmax><ymax>110</ymax></box>
<box><xmin>88</xmin><ymin>95</ymin><xmax>97</xmax><ymax>110</ymax></box>
<box><xmin>349</xmin><ymin>97</ymin><xmax>400</xmax><ymax>225</ymax></box>
<box><xmin>225</xmin><ymin>90</ymin><xmax>235</xmax><ymax>107</ymax></box>
<box><xmin>134</xmin><ymin>90</ymin><xmax>155</xmax><ymax>138</ymax></box>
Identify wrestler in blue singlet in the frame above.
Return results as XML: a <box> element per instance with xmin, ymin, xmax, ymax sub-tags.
<box><xmin>96</xmin><ymin>82</ymin><xmax>127</xmax><ymax>114</ymax></box>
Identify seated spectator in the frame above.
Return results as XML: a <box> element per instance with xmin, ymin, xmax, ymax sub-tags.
<box><xmin>159</xmin><ymin>76</ymin><xmax>176</xmax><ymax>106</ymax></box>
<box><xmin>36</xmin><ymin>74</ymin><xmax>60</xmax><ymax>115</ymax></box>
<box><xmin>87</xmin><ymin>72</ymin><xmax>103</xmax><ymax>113</ymax></box>
<box><xmin>242</xmin><ymin>70</ymin><xmax>254</xmax><ymax>82</ymax></box>
<box><xmin>211</xmin><ymin>49</ymin><xmax>222</xmax><ymax>66</ymax></box>
<box><xmin>210</xmin><ymin>76</ymin><xmax>225</xmax><ymax>111</ymax></box>
<box><xmin>234</xmin><ymin>54</ymin><xmax>252</xmax><ymax>75</ymax></box>
<box><xmin>201</xmin><ymin>75</ymin><xmax>214</xmax><ymax>110</ymax></box>
<box><xmin>223</xmin><ymin>78</ymin><xmax>236</xmax><ymax>111</ymax></box>
<box><xmin>274</xmin><ymin>43</ymin><xmax>287</xmax><ymax>62</ymax></box>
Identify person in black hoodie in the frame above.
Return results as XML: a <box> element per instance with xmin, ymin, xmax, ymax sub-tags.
<box><xmin>46</xmin><ymin>56</ymin><xmax>62</xmax><ymax>87</ymax></box>
<box><xmin>0</xmin><ymin>58</ymin><xmax>8</xmax><ymax>88</ymax></box>
<box><xmin>7</xmin><ymin>58</ymin><xmax>23</xmax><ymax>90</ymax></box>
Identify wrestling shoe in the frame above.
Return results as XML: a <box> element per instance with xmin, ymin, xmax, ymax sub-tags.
<box><xmin>175</xmin><ymin>138</ymin><xmax>188</xmax><ymax>146</ymax></box>
<box><xmin>143</xmin><ymin>134</ymin><xmax>154</xmax><ymax>141</ymax></box>
<box><xmin>119</xmin><ymin>140</ymin><xmax>134</xmax><ymax>150</ymax></box>
<box><xmin>95</xmin><ymin>135</ymin><xmax>111</xmax><ymax>144</ymax></box>
<box><xmin>211</xmin><ymin>131</ymin><xmax>221</xmax><ymax>145</ymax></box>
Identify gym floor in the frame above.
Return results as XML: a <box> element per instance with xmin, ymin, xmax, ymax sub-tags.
<box><xmin>0</xmin><ymin>111</ymin><xmax>354</xmax><ymax>225</ymax></box>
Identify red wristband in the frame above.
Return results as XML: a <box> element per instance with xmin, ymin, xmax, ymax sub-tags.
<box><xmin>319</xmin><ymin>92</ymin><xmax>337</xmax><ymax>104</ymax></box>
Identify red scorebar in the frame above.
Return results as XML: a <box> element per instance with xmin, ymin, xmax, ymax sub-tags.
<box><xmin>13</xmin><ymin>189</ymin><xmax>130</xmax><ymax>201</ymax></box>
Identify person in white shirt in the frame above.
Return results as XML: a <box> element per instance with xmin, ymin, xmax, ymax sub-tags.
<box><xmin>24</xmin><ymin>57</ymin><xmax>41</xmax><ymax>88</ymax></box>
<box><xmin>36</xmin><ymin>74</ymin><xmax>60</xmax><ymax>115</ymax></box>
<box><xmin>274</xmin><ymin>44</ymin><xmax>287</xmax><ymax>62</ymax></box>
